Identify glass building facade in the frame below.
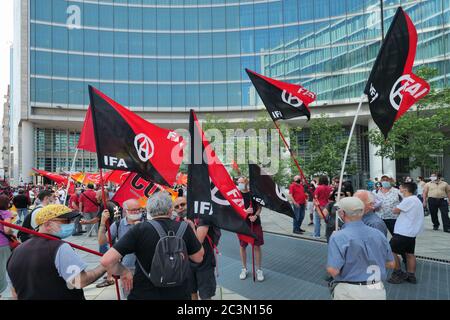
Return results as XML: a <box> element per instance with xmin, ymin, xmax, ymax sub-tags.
<box><xmin>23</xmin><ymin>0</ymin><xmax>450</xmax><ymax>178</ymax></box>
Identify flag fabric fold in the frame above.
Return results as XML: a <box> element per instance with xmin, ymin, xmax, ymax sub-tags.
<box><xmin>245</xmin><ymin>68</ymin><xmax>316</xmax><ymax>121</ymax></box>
<box><xmin>248</xmin><ymin>164</ymin><xmax>294</xmax><ymax>218</ymax></box>
<box><xmin>86</xmin><ymin>86</ymin><xmax>184</xmax><ymax>186</ymax></box>
<box><xmin>364</xmin><ymin>7</ymin><xmax>429</xmax><ymax>138</ymax></box>
<box><xmin>32</xmin><ymin>168</ymin><xmax>68</xmax><ymax>185</ymax></box>
<box><xmin>187</xmin><ymin>110</ymin><xmax>255</xmax><ymax>241</ymax></box>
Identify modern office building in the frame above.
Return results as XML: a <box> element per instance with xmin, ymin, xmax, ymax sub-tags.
<box><xmin>10</xmin><ymin>0</ymin><xmax>450</xmax><ymax>185</ymax></box>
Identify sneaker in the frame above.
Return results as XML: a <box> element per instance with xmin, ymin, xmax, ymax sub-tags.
<box><xmin>406</xmin><ymin>273</ymin><xmax>417</xmax><ymax>284</ymax></box>
<box><xmin>256</xmin><ymin>269</ymin><xmax>264</xmax><ymax>282</ymax></box>
<box><xmin>293</xmin><ymin>230</ymin><xmax>303</xmax><ymax>234</ymax></box>
<box><xmin>299</xmin><ymin>228</ymin><xmax>306</xmax><ymax>232</ymax></box>
<box><xmin>308</xmin><ymin>222</ymin><xmax>314</xmax><ymax>226</ymax></box>
<box><xmin>239</xmin><ymin>268</ymin><xmax>247</xmax><ymax>280</ymax></box>
<box><xmin>388</xmin><ymin>270</ymin><xmax>408</xmax><ymax>284</ymax></box>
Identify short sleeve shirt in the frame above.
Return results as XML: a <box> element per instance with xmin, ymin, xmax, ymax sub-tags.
<box><xmin>426</xmin><ymin>181</ymin><xmax>450</xmax><ymax>199</ymax></box>
<box><xmin>0</xmin><ymin>210</ymin><xmax>12</xmax><ymax>247</ymax></box>
<box><xmin>394</xmin><ymin>196</ymin><xmax>424</xmax><ymax>237</ymax></box>
<box><xmin>375</xmin><ymin>188</ymin><xmax>402</xmax><ymax>220</ymax></box>
<box><xmin>109</xmin><ymin>218</ymin><xmax>137</xmax><ymax>270</ymax></box>
<box><xmin>362</xmin><ymin>212</ymin><xmax>388</xmax><ymax>237</ymax></box>
<box><xmin>314</xmin><ymin>185</ymin><xmax>332</xmax><ymax>207</ymax></box>
<box><xmin>113</xmin><ymin>218</ymin><xmax>202</xmax><ymax>300</ymax></box>
<box><xmin>327</xmin><ymin>221</ymin><xmax>394</xmax><ymax>282</ymax></box>
<box><xmin>289</xmin><ymin>183</ymin><xmax>307</xmax><ymax>204</ymax></box>
<box><xmin>54</xmin><ymin>243</ymin><xmax>88</xmax><ymax>282</ymax></box>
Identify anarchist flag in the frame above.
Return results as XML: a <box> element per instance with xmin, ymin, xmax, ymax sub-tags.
<box><xmin>245</xmin><ymin>69</ymin><xmax>316</xmax><ymax>121</ymax></box>
<box><xmin>111</xmin><ymin>173</ymin><xmax>162</xmax><ymax>207</ymax></box>
<box><xmin>364</xmin><ymin>7</ymin><xmax>429</xmax><ymax>139</ymax></box>
<box><xmin>86</xmin><ymin>86</ymin><xmax>184</xmax><ymax>186</ymax></box>
<box><xmin>248</xmin><ymin>164</ymin><xmax>294</xmax><ymax>218</ymax></box>
<box><xmin>32</xmin><ymin>168</ymin><xmax>68</xmax><ymax>185</ymax></box>
<box><xmin>187</xmin><ymin>110</ymin><xmax>255</xmax><ymax>241</ymax></box>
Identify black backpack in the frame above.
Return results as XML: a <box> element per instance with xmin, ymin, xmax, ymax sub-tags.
<box><xmin>137</xmin><ymin>220</ymin><xmax>189</xmax><ymax>288</ymax></box>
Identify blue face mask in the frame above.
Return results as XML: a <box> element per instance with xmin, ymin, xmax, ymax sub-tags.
<box><xmin>55</xmin><ymin>223</ymin><xmax>75</xmax><ymax>239</ymax></box>
<box><xmin>381</xmin><ymin>181</ymin><xmax>392</xmax><ymax>189</ymax></box>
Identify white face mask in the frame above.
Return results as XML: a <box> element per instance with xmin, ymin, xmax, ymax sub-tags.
<box><xmin>430</xmin><ymin>176</ymin><xmax>437</xmax><ymax>181</ymax></box>
<box><xmin>128</xmin><ymin>213</ymin><xmax>142</xmax><ymax>221</ymax></box>
<box><xmin>238</xmin><ymin>183</ymin><xmax>246</xmax><ymax>191</ymax></box>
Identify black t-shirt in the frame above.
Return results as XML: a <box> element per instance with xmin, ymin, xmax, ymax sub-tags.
<box><xmin>113</xmin><ymin>217</ymin><xmax>202</xmax><ymax>300</ymax></box>
<box><xmin>191</xmin><ymin>219</ymin><xmax>221</xmax><ymax>272</ymax></box>
<box><xmin>13</xmin><ymin>195</ymin><xmax>29</xmax><ymax>209</ymax></box>
<box><xmin>17</xmin><ymin>206</ymin><xmax>42</xmax><ymax>242</ymax></box>
<box><xmin>242</xmin><ymin>192</ymin><xmax>261</xmax><ymax>226</ymax></box>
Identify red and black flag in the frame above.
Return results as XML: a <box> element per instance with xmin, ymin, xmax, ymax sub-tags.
<box><xmin>187</xmin><ymin>110</ymin><xmax>255</xmax><ymax>241</ymax></box>
<box><xmin>245</xmin><ymin>68</ymin><xmax>316</xmax><ymax>121</ymax></box>
<box><xmin>248</xmin><ymin>164</ymin><xmax>294</xmax><ymax>218</ymax></box>
<box><xmin>86</xmin><ymin>86</ymin><xmax>184</xmax><ymax>187</ymax></box>
<box><xmin>112</xmin><ymin>173</ymin><xmax>161</xmax><ymax>207</ymax></box>
<box><xmin>364</xmin><ymin>7</ymin><xmax>429</xmax><ymax>139</ymax></box>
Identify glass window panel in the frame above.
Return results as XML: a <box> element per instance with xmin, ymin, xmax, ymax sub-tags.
<box><xmin>69</xmin><ymin>55</ymin><xmax>84</xmax><ymax>78</ymax></box>
<box><xmin>83</xmin><ymin>3</ymin><xmax>99</xmax><ymax>26</ymax></box>
<box><xmin>213</xmin><ymin>58</ymin><xmax>227</xmax><ymax>81</ymax></box>
<box><xmin>142</xmin><ymin>8</ymin><xmax>157</xmax><ymax>30</ymax></box>
<box><xmin>52</xmin><ymin>52</ymin><xmax>68</xmax><ymax>77</ymax></box>
<box><xmin>35</xmin><ymin>51</ymin><xmax>52</xmax><ymax>75</ymax></box>
<box><xmin>185</xmin><ymin>8</ymin><xmax>198</xmax><ymax>30</ymax></box>
<box><xmin>157</xmin><ymin>8</ymin><xmax>171</xmax><ymax>30</ymax></box>
<box><xmin>100</xmin><ymin>57</ymin><xmax>114</xmax><ymax>80</ymax></box>
<box><xmin>212</xmin><ymin>7</ymin><xmax>226</xmax><ymax>29</ymax></box>
<box><xmin>171</xmin><ymin>60</ymin><xmax>185</xmax><ymax>82</ymax></box>
<box><xmin>185</xmin><ymin>60</ymin><xmax>199</xmax><ymax>81</ymax></box>
<box><xmin>157</xmin><ymin>85</ymin><xmax>171</xmax><ymax>108</ymax></box>
<box><xmin>199</xmin><ymin>33</ymin><xmax>212</xmax><ymax>55</ymax></box>
<box><xmin>269</xmin><ymin>27</ymin><xmax>284</xmax><ymax>50</ymax></box>
<box><xmin>115</xmin><ymin>84</ymin><xmax>129</xmax><ymax>106</ymax></box>
<box><xmin>199</xmin><ymin>7</ymin><xmax>212</xmax><ymax>30</ymax></box>
<box><xmin>268</xmin><ymin>1</ymin><xmax>282</xmax><ymax>25</ymax></box>
<box><xmin>240</xmin><ymin>4</ymin><xmax>254</xmax><ymax>28</ymax></box>
<box><xmin>114</xmin><ymin>58</ymin><xmax>128</xmax><ymax>81</ymax></box>
<box><xmin>52</xmin><ymin>80</ymin><xmax>68</xmax><ymax>105</ymax></box>
<box><xmin>171</xmin><ymin>9</ymin><xmax>184</xmax><ymax>30</ymax></box>
<box><xmin>35</xmin><ymin>78</ymin><xmax>52</xmax><ymax>103</ymax></box>
<box><xmin>35</xmin><ymin>24</ymin><xmax>52</xmax><ymax>48</ymax></box>
<box><xmin>99</xmin><ymin>4</ymin><xmax>113</xmax><ymax>28</ymax></box>
<box><xmin>199</xmin><ymin>59</ymin><xmax>213</xmax><ymax>81</ymax></box>
<box><xmin>69</xmin><ymin>81</ymin><xmax>85</xmax><ymax>105</ymax></box>
<box><xmin>157</xmin><ymin>34</ymin><xmax>171</xmax><ymax>55</ymax></box>
<box><xmin>185</xmin><ymin>34</ymin><xmax>199</xmax><ymax>56</ymax></box>
<box><xmin>129</xmin><ymin>33</ymin><xmax>143</xmax><ymax>55</ymax></box>
<box><xmin>130</xmin><ymin>59</ymin><xmax>143</xmax><ymax>81</ymax></box>
<box><xmin>114</xmin><ymin>7</ymin><xmax>128</xmax><ymax>28</ymax></box>
<box><xmin>99</xmin><ymin>31</ymin><xmax>113</xmax><ymax>54</ymax></box>
<box><xmin>186</xmin><ymin>84</ymin><xmax>199</xmax><ymax>108</ymax></box>
<box><xmin>227</xmin><ymin>83</ymin><xmax>241</xmax><ymax>107</ymax></box>
<box><xmin>158</xmin><ymin>59</ymin><xmax>171</xmax><ymax>82</ymax></box>
<box><xmin>254</xmin><ymin>2</ymin><xmax>268</xmax><ymax>27</ymax></box>
<box><xmin>98</xmin><ymin>83</ymin><xmax>114</xmax><ymax>99</ymax></box>
<box><xmin>52</xmin><ymin>27</ymin><xmax>68</xmax><ymax>50</ymax></box>
<box><xmin>226</xmin><ymin>32</ymin><xmax>240</xmax><ymax>55</ymax></box>
<box><xmin>298</xmin><ymin>1</ymin><xmax>314</xmax><ymax>22</ymax></box>
<box><xmin>213</xmin><ymin>84</ymin><xmax>227</xmax><ymax>107</ymax></box>
<box><xmin>84</xmin><ymin>55</ymin><xmax>99</xmax><ymax>79</ymax></box>
<box><xmin>240</xmin><ymin>30</ymin><xmax>254</xmax><ymax>54</ymax></box>
<box><xmin>129</xmin><ymin>7</ymin><xmax>143</xmax><ymax>29</ymax></box>
<box><xmin>226</xmin><ymin>6</ymin><xmax>239</xmax><ymax>29</ymax></box>
<box><xmin>200</xmin><ymin>84</ymin><xmax>213</xmax><ymax>108</ymax></box>
<box><xmin>143</xmin><ymin>59</ymin><xmax>157</xmax><ymax>81</ymax></box>
<box><xmin>143</xmin><ymin>34</ymin><xmax>157</xmax><ymax>55</ymax></box>
<box><xmin>114</xmin><ymin>32</ymin><xmax>129</xmax><ymax>54</ymax></box>
<box><xmin>172</xmin><ymin>85</ymin><xmax>186</xmax><ymax>108</ymax></box>
<box><xmin>212</xmin><ymin>33</ymin><xmax>226</xmax><ymax>55</ymax></box>
<box><xmin>171</xmin><ymin>34</ymin><xmax>185</xmax><ymax>56</ymax></box>
<box><xmin>35</xmin><ymin>0</ymin><xmax>52</xmax><ymax>21</ymax></box>
<box><xmin>227</xmin><ymin>58</ymin><xmax>241</xmax><ymax>81</ymax></box>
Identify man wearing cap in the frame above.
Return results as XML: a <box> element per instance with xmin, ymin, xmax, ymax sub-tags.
<box><xmin>7</xmin><ymin>204</ymin><xmax>106</xmax><ymax>300</ymax></box>
<box><xmin>327</xmin><ymin>197</ymin><xmax>395</xmax><ymax>300</ymax></box>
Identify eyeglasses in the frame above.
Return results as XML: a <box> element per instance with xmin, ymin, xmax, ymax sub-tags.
<box><xmin>126</xmin><ymin>208</ymin><xmax>143</xmax><ymax>213</ymax></box>
<box><xmin>174</xmin><ymin>203</ymin><xmax>186</xmax><ymax>210</ymax></box>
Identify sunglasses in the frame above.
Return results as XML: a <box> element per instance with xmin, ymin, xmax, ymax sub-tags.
<box><xmin>174</xmin><ymin>203</ymin><xmax>186</xmax><ymax>210</ymax></box>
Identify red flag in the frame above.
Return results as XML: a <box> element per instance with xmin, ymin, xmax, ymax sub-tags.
<box><xmin>87</xmin><ymin>86</ymin><xmax>184</xmax><ymax>186</ymax></box>
<box><xmin>32</xmin><ymin>168</ymin><xmax>68</xmax><ymax>185</ymax></box>
<box><xmin>231</xmin><ymin>160</ymin><xmax>241</xmax><ymax>174</ymax></box>
<box><xmin>106</xmin><ymin>170</ymin><xmax>130</xmax><ymax>185</ymax></box>
<box><xmin>112</xmin><ymin>173</ymin><xmax>162</xmax><ymax>207</ymax></box>
<box><xmin>187</xmin><ymin>110</ymin><xmax>255</xmax><ymax>242</ymax></box>
<box><xmin>77</xmin><ymin>106</ymin><xmax>96</xmax><ymax>152</ymax></box>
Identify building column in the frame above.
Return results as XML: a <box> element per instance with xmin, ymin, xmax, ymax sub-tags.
<box><xmin>368</xmin><ymin>119</ymin><xmax>396</xmax><ymax>179</ymax></box>
<box><xmin>20</xmin><ymin>121</ymin><xmax>34</xmax><ymax>184</ymax></box>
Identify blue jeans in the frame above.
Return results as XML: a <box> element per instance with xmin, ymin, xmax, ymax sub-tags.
<box><xmin>314</xmin><ymin>210</ymin><xmax>322</xmax><ymax>237</ymax></box>
<box><xmin>293</xmin><ymin>204</ymin><xmax>305</xmax><ymax>232</ymax></box>
<box><xmin>17</xmin><ymin>208</ymin><xmax>28</xmax><ymax>222</ymax></box>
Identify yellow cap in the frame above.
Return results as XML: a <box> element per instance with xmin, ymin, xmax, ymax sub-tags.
<box><xmin>34</xmin><ymin>204</ymin><xmax>80</xmax><ymax>226</ymax></box>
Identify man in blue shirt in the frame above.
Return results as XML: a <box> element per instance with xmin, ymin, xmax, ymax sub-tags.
<box><xmin>327</xmin><ymin>197</ymin><xmax>395</xmax><ymax>300</ymax></box>
<box><xmin>355</xmin><ymin>190</ymin><xmax>388</xmax><ymax>237</ymax></box>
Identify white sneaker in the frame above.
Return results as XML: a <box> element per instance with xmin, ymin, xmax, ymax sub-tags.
<box><xmin>256</xmin><ymin>269</ymin><xmax>264</xmax><ymax>282</ymax></box>
<box><xmin>239</xmin><ymin>268</ymin><xmax>247</xmax><ymax>280</ymax></box>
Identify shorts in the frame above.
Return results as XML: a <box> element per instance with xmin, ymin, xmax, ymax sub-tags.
<box><xmin>190</xmin><ymin>267</ymin><xmax>217</xmax><ymax>300</ymax></box>
<box><xmin>240</xmin><ymin>223</ymin><xmax>264</xmax><ymax>247</ymax></box>
<box><xmin>390</xmin><ymin>233</ymin><xmax>416</xmax><ymax>255</ymax></box>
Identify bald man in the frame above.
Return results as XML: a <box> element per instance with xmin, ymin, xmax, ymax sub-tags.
<box><xmin>172</xmin><ymin>196</ymin><xmax>187</xmax><ymax>221</ymax></box>
<box><xmin>97</xmin><ymin>199</ymin><xmax>143</xmax><ymax>294</ymax></box>
<box><xmin>354</xmin><ymin>190</ymin><xmax>388</xmax><ymax>237</ymax></box>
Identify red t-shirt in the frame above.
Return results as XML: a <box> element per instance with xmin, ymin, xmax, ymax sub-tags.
<box><xmin>289</xmin><ymin>183</ymin><xmax>306</xmax><ymax>205</ymax></box>
<box><xmin>69</xmin><ymin>193</ymin><xmax>79</xmax><ymax>210</ymax></box>
<box><xmin>79</xmin><ymin>190</ymin><xmax>99</xmax><ymax>213</ymax></box>
<box><xmin>314</xmin><ymin>185</ymin><xmax>333</xmax><ymax>207</ymax></box>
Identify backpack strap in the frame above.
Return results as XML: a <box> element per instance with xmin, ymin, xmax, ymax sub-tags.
<box><xmin>175</xmin><ymin>221</ymin><xmax>188</xmax><ymax>238</ymax></box>
<box><xmin>148</xmin><ymin>220</ymin><xmax>167</xmax><ymax>239</ymax></box>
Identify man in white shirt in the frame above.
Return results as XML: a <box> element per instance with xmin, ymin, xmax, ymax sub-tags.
<box><xmin>388</xmin><ymin>182</ymin><xmax>424</xmax><ymax>285</ymax></box>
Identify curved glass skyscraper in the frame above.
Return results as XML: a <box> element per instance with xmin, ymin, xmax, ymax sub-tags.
<box><xmin>10</xmin><ymin>0</ymin><xmax>450</xmax><ymax>184</ymax></box>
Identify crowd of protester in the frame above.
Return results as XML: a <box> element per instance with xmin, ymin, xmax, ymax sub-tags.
<box><xmin>0</xmin><ymin>170</ymin><xmax>448</xmax><ymax>300</ymax></box>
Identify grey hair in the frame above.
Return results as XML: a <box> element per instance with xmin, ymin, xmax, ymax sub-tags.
<box><xmin>343</xmin><ymin>207</ymin><xmax>364</xmax><ymax>217</ymax></box>
<box><xmin>355</xmin><ymin>189</ymin><xmax>375</xmax><ymax>204</ymax></box>
<box><xmin>146</xmin><ymin>192</ymin><xmax>173</xmax><ymax>218</ymax></box>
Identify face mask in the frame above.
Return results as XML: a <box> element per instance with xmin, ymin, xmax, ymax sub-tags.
<box><xmin>295</xmin><ymin>179</ymin><xmax>301</xmax><ymax>183</ymax></box>
<box><xmin>430</xmin><ymin>176</ymin><xmax>437</xmax><ymax>181</ymax></box>
<box><xmin>381</xmin><ymin>181</ymin><xmax>391</xmax><ymax>189</ymax></box>
<box><xmin>55</xmin><ymin>223</ymin><xmax>75</xmax><ymax>239</ymax></box>
<box><xmin>238</xmin><ymin>183</ymin><xmax>246</xmax><ymax>191</ymax></box>
<box><xmin>128</xmin><ymin>214</ymin><xmax>142</xmax><ymax>221</ymax></box>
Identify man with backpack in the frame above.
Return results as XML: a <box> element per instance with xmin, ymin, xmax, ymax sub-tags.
<box><xmin>101</xmin><ymin>192</ymin><xmax>204</xmax><ymax>300</ymax></box>
<box><xmin>96</xmin><ymin>199</ymin><xmax>142</xmax><ymax>292</ymax></box>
